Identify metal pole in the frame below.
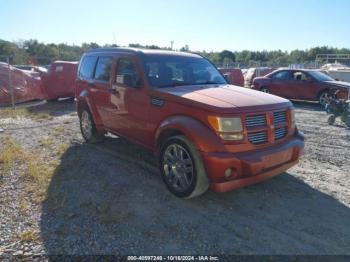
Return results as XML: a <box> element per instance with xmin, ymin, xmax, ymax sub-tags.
<box><xmin>7</xmin><ymin>57</ymin><xmax>15</xmax><ymax>109</ymax></box>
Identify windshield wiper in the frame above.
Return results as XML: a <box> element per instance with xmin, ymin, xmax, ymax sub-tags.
<box><xmin>194</xmin><ymin>81</ymin><xmax>222</xmax><ymax>85</ymax></box>
<box><xmin>157</xmin><ymin>81</ymin><xmax>223</xmax><ymax>88</ymax></box>
<box><xmin>157</xmin><ymin>82</ymin><xmax>195</xmax><ymax>88</ymax></box>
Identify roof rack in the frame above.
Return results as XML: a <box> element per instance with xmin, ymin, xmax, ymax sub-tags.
<box><xmin>85</xmin><ymin>47</ymin><xmax>143</xmax><ymax>54</ymax></box>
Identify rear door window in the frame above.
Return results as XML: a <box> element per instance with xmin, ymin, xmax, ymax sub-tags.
<box><xmin>94</xmin><ymin>56</ymin><xmax>113</xmax><ymax>81</ymax></box>
<box><xmin>273</xmin><ymin>71</ymin><xmax>292</xmax><ymax>80</ymax></box>
<box><xmin>79</xmin><ymin>56</ymin><xmax>97</xmax><ymax>79</ymax></box>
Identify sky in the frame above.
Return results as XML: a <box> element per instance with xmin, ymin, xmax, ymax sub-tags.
<box><xmin>0</xmin><ymin>0</ymin><xmax>349</xmax><ymax>52</ymax></box>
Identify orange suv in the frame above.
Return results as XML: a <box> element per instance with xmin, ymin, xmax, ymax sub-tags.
<box><xmin>75</xmin><ymin>48</ymin><xmax>304</xmax><ymax>198</ymax></box>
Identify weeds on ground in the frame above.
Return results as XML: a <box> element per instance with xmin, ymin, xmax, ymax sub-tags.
<box><xmin>55</xmin><ymin>143</ymin><xmax>70</xmax><ymax>156</ymax></box>
<box><xmin>19</xmin><ymin>198</ymin><xmax>31</xmax><ymax>214</ymax></box>
<box><xmin>52</xmin><ymin>126</ymin><xmax>65</xmax><ymax>136</ymax></box>
<box><xmin>38</xmin><ymin>137</ymin><xmax>55</xmax><ymax>148</ymax></box>
<box><xmin>18</xmin><ymin>230</ymin><xmax>39</xmax><ymax>243</ymax></box>
<box><xmin>31</xmin><ymin>112</ymin><xmax>54</xmax><ymax>121</ymax></box>
<box><xmin>0</xmin><ymin>108</ymin><xmax>29</xmax><ymax>119</ymax></box>
<box><xmin>0</xmin><ymin>136</ymin><xmax>56</xmax><ymax>202</ymax></box>
<box><xmin>0</xmin><ymin>138</ymin><xmax>26</xmax><ymax>172</ymax></box>
<box><xmin>0</xmin><ymin>107</ymin><xmax>53</xmax><ymax>121</ymax></box>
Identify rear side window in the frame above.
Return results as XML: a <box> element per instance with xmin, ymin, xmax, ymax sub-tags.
<box><xmin>273</xmin><ymin>71</ymin><xmax>292</xmax><ymax>80</ymax></box>
<box><xmin>94</xmin><ymin>56</ymin><xmax>113</xmax><ymax>81</ymax></box>
<box><xmin>79</xmin><ymin>56</ymin><xmax>97</xmax><ymax>79</ymax></box>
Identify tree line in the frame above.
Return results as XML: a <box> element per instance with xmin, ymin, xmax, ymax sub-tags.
<box><xmin>1</xmin><ymin>39</ymin><xmax>349</xmax><ymax>68</ymax></box>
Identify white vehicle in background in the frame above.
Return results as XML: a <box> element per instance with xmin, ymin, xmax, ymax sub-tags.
<box><xmin>321</xmin><ymin>63</ymin><xmax>350</xmax><ymax>83</ymax></box>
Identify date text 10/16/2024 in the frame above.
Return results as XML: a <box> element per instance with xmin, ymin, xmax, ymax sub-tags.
<box><xmin>127</xmin><ymin>256</ymin><xmax>219</xmax><ymax>261</ymax></box>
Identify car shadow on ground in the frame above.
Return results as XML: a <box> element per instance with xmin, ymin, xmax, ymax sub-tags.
<box><xmin>26</xmin><ymin>98</ymin><xmax>75</xmax><ymax>117</ymax></box>
<box><xmin>40</xmin><ymin>137</ymin><xmax>350</xmax><ymax>255</ymax></box>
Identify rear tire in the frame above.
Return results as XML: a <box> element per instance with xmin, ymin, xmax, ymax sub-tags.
<box><xmin>79</xmin><ymin>107</ymin><xmax>104</xmax><ymax>143</ymax></box>
<box><xmin>260</xmin><ymin>87</ymin><xmax>270</xmax><ymax>94</ymax></box>
<box><xmin>159</xmin><ymin>135</ymin><xmax>209</xmax><ymax>198</ymax></box>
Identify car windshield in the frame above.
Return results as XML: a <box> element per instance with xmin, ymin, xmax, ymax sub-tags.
<box><xmin>307</xmin><ymin>71</ymin><xmax>335</xmax><ymax>82</ymax></box>
<box><xmin>142</xmin><ymin>54</ymin><xmax>227</xmax><ymax>88</ymax></box>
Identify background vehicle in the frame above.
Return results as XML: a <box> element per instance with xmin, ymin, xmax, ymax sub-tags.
<box><xmin>13</xmin><ymin>65</ymin><xmax>48</xmax><ymax>74</ymax></box>
<box><xmin>325</xmin><ymin>94</ymin><xmax>350</xmax><ymax>127</ymax></box>
<box><xmin>42</xmin><ymin>61</ymin><xmax>78</xmax><ymax>101</ymax></box>
<box><xmin>321</xmin><ymin>63</ymin><xmax>350</xmax><ymax>83</ymax></box>
<box><xmin>0</xmin><ymin>62</ymin><xmax>46</xmax><ymax>105</ymax></box>
<box><xmin>253</xmin><ymin>69</ymin><xmax>350</xmax><ymax>105</ymax></box>
<box><xmin>75</xmin><ymin>48</ymin><xmax>304</xmax><ymax>198</ymax></box>
<box><xmin>244</xmin><ymin>67</ymin><xmax>274</xmax><ymax>87</ymax></box>
<box><xmin>219</xmin><ymin>68</ymin><xmax>244</xmax><ymax>86</ymax></box>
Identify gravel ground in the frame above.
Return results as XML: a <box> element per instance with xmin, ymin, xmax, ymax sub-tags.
<box><xmin>0</xmin><ymin>99</ymin><xmax>349</xmax><ymax>257</ymax></box>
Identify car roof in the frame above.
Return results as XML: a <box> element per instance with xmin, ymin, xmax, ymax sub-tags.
<box><xmin>84</xmin><ymin>47</ymin><xmax>202</xmax><ymax>58</ymax></box>
<box><xmin>275</xmin><ymin>68</ymin><xmax>319</xmax><ymax>73</ymax></box>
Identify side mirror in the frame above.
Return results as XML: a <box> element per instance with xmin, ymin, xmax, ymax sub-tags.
<box><xmin>223</xmin><ymin>73</ymin><xmax>230</xmax><ymax>83</ymax></box>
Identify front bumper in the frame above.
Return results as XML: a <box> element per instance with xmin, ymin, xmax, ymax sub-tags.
<box><xmin>201</xmin><ymin>131</ymin><xmax>305</xmax><ymax>192</ymax></box>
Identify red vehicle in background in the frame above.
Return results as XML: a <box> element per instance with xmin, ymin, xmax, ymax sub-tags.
<box><xmin>219</xmin><ymin>68</ymin><xmax>244</xmax><ymax>87</ymax></box>
<box><xmin>0</xmin><ymin>62</ymin><xmax>46</xmax><ymax>105</ymax></box>
<box><xmin>252</xmin><ymin>69</ymin><xmax>350</xmax><ymax>105</ymax></box>
<box><xmin>42</xmin><ymin>61</ymin><xmax>78</xmax><ymax>101</ymax></box>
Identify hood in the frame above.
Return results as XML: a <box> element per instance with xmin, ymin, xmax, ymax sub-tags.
<box><xmin>324</xmin><ymin>81</ymin><xmax>350</xmax><ymax>90</ymax></box>
<box><xmin>155</xmin><ymin>84</ymin><xmax>291</xmax><ymax>113</ymax></box>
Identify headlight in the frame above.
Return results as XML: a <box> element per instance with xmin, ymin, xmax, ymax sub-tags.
<box><xmin>208</xmin><ymin>116</ymin><xmax>243</xmax><ymax>141</ymax></box>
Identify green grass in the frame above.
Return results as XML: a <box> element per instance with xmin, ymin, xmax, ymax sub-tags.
<box><xmin>18</xmin><ymin>230</ymin><xmax>39</xmax><ymax>243</ymax></box>
<box><xmin>0</xmin><ymin>138</ymin><xmax>25</xmax><ymax>172</ymax></box>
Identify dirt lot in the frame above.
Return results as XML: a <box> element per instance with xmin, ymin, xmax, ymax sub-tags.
<box><xmin>0</xmin><ymin>99</ymin><xmax>349</xmax><ymax>257</ymax></box>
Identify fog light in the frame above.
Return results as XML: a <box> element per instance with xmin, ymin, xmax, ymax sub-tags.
<box><xmin>219</xmin><ymin>133</ymin><xmax>243</xmax><ymax>141</ymax></box>
<box><xmin>224</xmin><ymin>168</ymin><xmax>232</xmax><ymax>178</ymax></box>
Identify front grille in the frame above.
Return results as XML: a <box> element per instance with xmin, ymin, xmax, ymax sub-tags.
<box><xmin>248</xmin><ymin>131</ymin><xmax>268</xmax><ymax>144</ymax></box>
<box><xmin>246</xmin><ymin>110</ymin><xmax>289</xmax><ymax>145</ymax></box>
<box><xmin>245</xmin><ymin>114</ymin><xmax>266</xmax><ymax>128</ymax></box>
<box><xmin>275</xmin><ymin>127</ymin><xmax>287</xmax><ymax>140</ymax></box>
<box><xmin>274</xmin><ymin>111</ymin><xmax>287</xmax><ymax>124</ymax></box>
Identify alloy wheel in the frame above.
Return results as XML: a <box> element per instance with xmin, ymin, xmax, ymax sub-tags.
<box><xmin>162</xmin><ymin>144</ymin><xmax>194</xmax><ymax>193</ymax></box>
<box><xmin>81</xmin><ymin>110</ymin><xmax>93</xmax><ymax>140</ymax></box>
<box><xmin>319</xmin><ymin>92</ymin><xmax>331</xmax><ymax>106</ymax></box>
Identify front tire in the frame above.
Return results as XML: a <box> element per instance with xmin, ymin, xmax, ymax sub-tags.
<box><xmin>159</xmin><ymin>135</ymin><xmax>209</xmax><ymax>198</ymax></box>
<box><xmin>79</xmin><ymin>108</ymin><xmax>104</xmax><ymax>143</ymax></box>
<box><xmin>260</xmin><ymin>87</ymin><xmax>270</xmax><ymax>94</ymax></box>
<box><xmin>318</xmin><ymin>91</ymin><xmax>333</xmax><ymax>106</ymax></box>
